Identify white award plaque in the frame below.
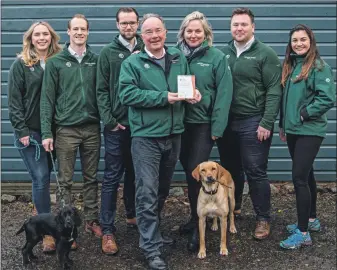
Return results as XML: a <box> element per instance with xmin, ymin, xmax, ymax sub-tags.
<box><xmin>178</xmin><ymin>75</ymin><xmax>196</xmax><ymax>99</ymax></box>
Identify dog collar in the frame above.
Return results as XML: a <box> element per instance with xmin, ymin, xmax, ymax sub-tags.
<box><xmin>202</xmin><ymin>185</ymin><xmax>218</xmax><ymax>195</ymax></box>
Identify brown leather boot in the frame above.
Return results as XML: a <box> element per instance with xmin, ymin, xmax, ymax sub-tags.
<box><xmin>253</xmin><ymin>221</ymin><xmax>270</xmax><ymax>240</ymax></box>
<box><xmin>126</xmin><ymin>218</ymin><xmax>137</xmax><ymax>229</ymax></box>
<box><xmin>43</xmin><ymin>235</ymin><xmax>56</xmax><ymax>253</ymax></box>
<box><xmin>71</xmin><ymin>240</ymin><xmax>78</xmax><ymax>251</ymax></box>
<box><xmin>102</xmin><ymin>234</ymin><xmax>119</xmax><ymax>255</ymax></box>
<box><xmin>85</xmin><ymin>220</ymin><xmax>103</xmax><ymax>238</ymax></box>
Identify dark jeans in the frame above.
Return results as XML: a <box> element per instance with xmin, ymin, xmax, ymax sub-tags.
<box><xmin>180</xmin><ymin>123</ymin><xmax>214</xmax><ymax>221</ymax></box>
<box><xmin>55</xmin><ymin>124</ymin><xmax>100</xmax><ymax>221</ymax></box>
<box><xmin>100</xmin><ymin>126</ymin><xmax>135</xmax><ymax>234</ymax></box>
<box><xmin>15</xmin><ymin>130</ymin><xmax>52</xmax><ymax>214</ymax></box>
<box><xmin>216</xmin><ymin>125</ymin><xmax>245</xmax><ymax>211</ymax></box>
<box><xmin>132</xmin><ymin>135</ymin><xmax>181</xmax><ymax>259</ymax></box>
<box><xmin>224</xmin><ymin>115</ymin><xmax>272</xmax><ymax>221</ymax></box>
<box><xmin>286</xmin><ymin>134</ymin><xmax>323</xmax><ymax>232</ymax></box>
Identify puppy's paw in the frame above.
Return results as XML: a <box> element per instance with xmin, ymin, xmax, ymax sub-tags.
<box><xmin>219</xmin><ymin>247</ymin><xmax>229</xmax><ymax>256</ymax></box>
<box><xmin>230</xmin><ymin>226</ymin><xmax>237</xmax><ymax>234</ymax></box>
<box><xmin>197</xmin><ymin>249</ymin><xmax>207</xmax><ymax>259</ymax></box>
<box><xmin>211</xmin><ymin>224</ymin><xmax>218</xmax><ymax>231</ymax></box>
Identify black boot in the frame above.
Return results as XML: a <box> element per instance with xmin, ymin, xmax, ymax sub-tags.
<box><xmin>179</xmin><ymin>217</ymin><xmax>198</xmax><ymax>235</ymax></box>
<box><xmin>187</xmin><ymin>227</ymin><xmax>199</xmax><ymax>252</ymax></box>
<box><xmin>147</xmin><ymin>256</ymin><xmax>168</xmax><ymax>270</ymax></box>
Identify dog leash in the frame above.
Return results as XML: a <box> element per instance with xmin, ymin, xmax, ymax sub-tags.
<box><xmin>49</xmin><ymin>151</ymin><xmax>66</xmax><ymax>208</ymax></box>
<box><xmin>14</xmin><ymin>136</ymin><xmax>66</xmax><ymax>208</ymax></box>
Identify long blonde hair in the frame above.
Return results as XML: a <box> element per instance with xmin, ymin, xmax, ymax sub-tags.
<box><xmin>177</xmin><ymin>11</ymin><xmax>213</xmax><ymax>46</ymax></box>
<box><xmin>19</xmin><ymin>21</ymin><xmax>62</xmax><ymax>66</ymax></box>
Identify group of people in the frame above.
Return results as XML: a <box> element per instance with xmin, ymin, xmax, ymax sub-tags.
<box><xmin>8</xmin><ymin>6</ymin><xmax>335</xmax><ymax>270</ymax></box>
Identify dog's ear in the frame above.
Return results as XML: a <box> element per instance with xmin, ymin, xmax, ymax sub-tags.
<box><xmin>72</xmin><ymin>207</ymin><xmax>82</xmax><ymax>227</ymax></box>
<box><xmin>191</xmin><ymin>165</ymin><xmax>201</xmax><ymax>181</ymax></box>
<box><xmin>55</xmin><ymin>209</ymin><xmax>65</xmax><ymax>231</ymax></box>
<box><xmin>216</xmin><ymin>163</ymin><xmax>229</xmax><ymax>186</ymax></box>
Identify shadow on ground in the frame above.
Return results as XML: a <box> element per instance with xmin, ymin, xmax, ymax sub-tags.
<box><xmin>1</xmin><ymin>190</ymin><xmax>336</xmax><ymax>270</ymax></box>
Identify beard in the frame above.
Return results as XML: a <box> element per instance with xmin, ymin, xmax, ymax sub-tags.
<box><xmin>121</xmin><ymin>32</ymin><xmax>136</xmax><ymax>41</ymax></box>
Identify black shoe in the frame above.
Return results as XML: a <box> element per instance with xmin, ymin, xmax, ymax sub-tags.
<box><xmin>147</xmin><ymin>256</ymin><xmax>168</xmax><ymax>270</ymax></box>
<box><xmin>187</xmin><ymin>227</ymin><xmax>199</xmax><ymax>252</ymax></box>
<box><xmin>162</xmin><ymin>234</ymin><xmax>175</xmax><ymax>246</ymax></box>
<box><xmin>179</xmin><ymin>218</ymin><xmax>197</xmax><ymax>235</ymax></box>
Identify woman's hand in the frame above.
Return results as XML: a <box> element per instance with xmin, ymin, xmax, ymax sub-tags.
<box><xmin>279</xmin><ymin>128</ymin><xmax>287</xmax><ymax>142</ymax></box>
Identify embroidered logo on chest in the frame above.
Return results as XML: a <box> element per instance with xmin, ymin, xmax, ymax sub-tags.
<box><xmin>84</xmin><ymin>62</ymin><xmax>96</xmax><ymax>67</ymax></box>
<box><xmin>66</xmin><ymin>62</ymin><xmax>72</xmax><ymax>67</ymax></box>
<box><xmin>197</xmin><ymin>62</ymin><xmax>210</xmax><ymax>67</ymax></box>
<box><xmin>243</xmin><ymin>56</ymin><xmax>256</xmax><ymax>60</ymax></box>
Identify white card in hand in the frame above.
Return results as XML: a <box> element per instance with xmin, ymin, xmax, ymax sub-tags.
<box><xmin>177</xmin><ymin>75</ymin><xmax>195</xmax><ymax>99</ymax></box>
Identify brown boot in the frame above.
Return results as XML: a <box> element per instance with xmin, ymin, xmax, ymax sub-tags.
<box><xmin>71</xmin><ymin>240</ymin><xmax>78</xmax><ymax>251</ymax></box>
<box><xmin>126</xmin><ymin>218</ymin><xmax>137</xmax><ymax>229</ymax></box>
<box><xmin>43</xmin><ymin>235</ymin><xmax>56</xmax><ymax>254</ymax></box>
<box><xmin>102</xmin><ymin>234</ymin><xmax>119</xmax><ymax>255</ymax></box>
<box><xmin>253</xmin><ymin>221</ymin><xmax>270</xmax><ymax>240</ymax></box>
<box><xmin>85</xmin><ymin>220</ymin><xmax>103</xmax><ymax>238</ymax></box>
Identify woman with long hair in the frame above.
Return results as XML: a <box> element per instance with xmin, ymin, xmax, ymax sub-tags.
<box><xmin>279</xmin><ymin>24</ymin><xmax>335</xmax><ymax>249</ymax></box>
<box><xmin>8</xmin><ymin>21</ymin><xmax>61</xmax><ymax>252</ymax></box>
<box><xmin>176</xmin><ymin>11</ymin><xmax>233</xmax><ymax>251</ymax></box>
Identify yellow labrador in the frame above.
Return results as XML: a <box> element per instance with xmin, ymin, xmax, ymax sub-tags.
<box><xmin>192</xmin><ymin>161</ymin><xmax>237</xmax><ymax>259</ymax></box>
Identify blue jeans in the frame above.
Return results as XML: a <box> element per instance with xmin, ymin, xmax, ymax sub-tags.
<box><xmin>100</xmin><ymin>127</ymin><xmax>135</xmax><ymax>234</ymax></box>
<box><xmin>14</xmin><ymin>130</ymin><xmax>52</xmax><ymax>214</ymax></box>
<box><xmin>132</xmin><ymin>134</ymin><xmax>181</xmax><ymax>259</ymax></box>
<box><xmin>230</xmin><ymin>115</ymin><xmax>273</xmax><ymax>221</ymax></box>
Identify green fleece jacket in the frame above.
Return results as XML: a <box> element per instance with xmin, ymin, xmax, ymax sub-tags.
<box><xmin>40</xmin><ymin>43</ymin><xmax>100</xmax><ymax>140</ymax></box>
<box><xmin>222</xmin><ymin>39</ymin><xmax>282</xmax><ymax>130</ymax></box>
<box><xmin>176</xmin><ymin>41</ymin><xmax>233</xmax><ymax>137</ymax></box>
<box><xmin>119</xmin><ymin>46</ymin><xmax>190</xmax><ymax>137</ymax></box>
<box><xmin>280</xmin><ymin>55</ymin><xmax>335</xmax><ymax>137</ymax></box>
<box><xmin>96</xmin><ymin>35</ymin><xmax>143</xmax><ymax>130</ymax></box>
<box><xmin>8</xmin><ymin>58</ymin><xmax>44</xmax><ymax>138</ymax></box>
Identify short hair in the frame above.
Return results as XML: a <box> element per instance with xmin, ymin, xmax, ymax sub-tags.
<box><xmin>116</xmin><ymin>7</ymin><xmax>139</xmax><ymax>22</ymax></box>
<box><xmin>68</xmin><ymin>14</ymin><xmax>89</xmax><ymax>30</ymax></box>
<box><xmin>140</xmin><ymin>13</ymin><xmax>166</xmax><ymax>30</ymax></box>
<box><xmin>231</xmin><ymin>7</ymin><xmax>255</xmax><ymax>24</ymax></box>
<box><xmin>177</xmin><ymin>11</ymin><xmax>213</xmax><ymax>46</ymax></box>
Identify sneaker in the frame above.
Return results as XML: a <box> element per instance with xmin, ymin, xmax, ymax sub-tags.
<box><xmin>280</xmin><ymin>229</ymin><xmax>312</xmax><ymax>249</ymax></box>
<box><xmin>42</xmin><ymin>235</ymin><xmax>56</xmax><ymax>254</ymax></box>
<box><xmin>85</xmin><ymin>220</ymin><xmax>103</xmax><ymax>238</ymax></box>
<box><xmin>102</xmin><ymin>234</ymin><xmax>118</xmax><ymax>255</ymax></box>
<box><xmin>286</xmin><ymin>219</ymin><xmax>321</xmax><ymax>234</ymax></box>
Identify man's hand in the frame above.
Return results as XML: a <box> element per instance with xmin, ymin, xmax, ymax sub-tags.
<box><xmin>186</xmin><ymin>89</ymin><xmax>202</xmax><ymax>104</ymax></box>
<box><xmin>279</xmin><ymin>128</ymin><xmax>286</xmax><ymax>142</ymax></box>
<box><xmin>42</xmin><ymin>138</ymin><xmax>54</xmax><ymax>152</ymax></box>
<box><xmin>168</xmin><ymin>92</ymin><xmax>185</xmax><ymax>104</ymax></box>
<box><xmin>19</xmin><ymin>136</ymin><xmax>30</xmax><ymax>147</ymax></box>
<box><xmin>256</xmin><ymin>126</ymin><xmax>271</xmax><ymax>142</ymax></box>
<box><xmin>112</xmin><ymin>123</ymin><xmax>126</xmax><ymax>131</ymax></box>
<box><xmin>211</xmin><ymin>136</ymin><xmax>218</xmax><ymax>140</ymax></box>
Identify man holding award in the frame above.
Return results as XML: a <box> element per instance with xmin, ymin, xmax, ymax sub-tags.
<box><xmin>119</xmin><ymin>13</ymin><xmax>201</xmax><ymax>270</ymax></box>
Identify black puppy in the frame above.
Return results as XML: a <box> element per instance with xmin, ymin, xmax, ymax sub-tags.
<box><xmin>16</xmin><ymin>205</ymin><xmax>81</xmax><ymax>269</ymax></box>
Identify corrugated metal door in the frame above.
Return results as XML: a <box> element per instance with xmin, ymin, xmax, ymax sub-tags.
<box><xmin>1</xmin><ymin>1</ymin><xmax>336</xmax><ymax>182</ymax></box>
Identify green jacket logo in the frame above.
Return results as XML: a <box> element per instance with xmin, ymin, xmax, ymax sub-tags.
<box><xmin>66</xmin><ymin>62</ymin><xmax>71</xmax><ymax>67</ymax></box>
<box><xmin>226</xmin><ymin>54</ymin><xmax>230</xmax><ymax>59</ymax></box>
<box><xmin>29</xmin><ymin>67</ymin><xmax>34</xmax><ymax>71</ymax></box>
<box><xmin>144</xmin><ymin>63</ymin><xmax>150</xmax><ymax>69</ymax></box>
<box><xmin>84</xmin><ymin>62</ymin><xmax>96</xmax><ymax>67</ymax></box>
<box><xmin>244</xmin><ymin>56</ymin><xmax>256</xmax><ymax>60</ymax></box>
<box><xmin>197</xmin><ymin>62</ymin><xmax>210</xmax><ymax>67</ymax></box>
<box><xmin>119</xmin><ymin>53</ymin><xmax>124</xmax><ymax>59</ymax></box>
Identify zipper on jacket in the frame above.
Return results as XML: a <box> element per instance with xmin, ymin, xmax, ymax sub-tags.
<box><xmin>79</xmin><ymin>63</ymin><xmax>88</xmax><ymax>117</ymax></box>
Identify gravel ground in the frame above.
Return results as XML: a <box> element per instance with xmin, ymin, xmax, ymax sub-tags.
<box><xmin>1</xmin><ymin>190</ymin><xmax>336</xmax><ymax>270</ymax></box>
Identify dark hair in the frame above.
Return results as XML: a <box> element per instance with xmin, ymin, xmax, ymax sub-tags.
<box><xmin>116</xmin><ymin>7</ymin><xmax>139</xmax><ymax>22</ymax></box>
<box><xmin>231</xmin><ymin>7</ymin><xmax>255</xmax><ymax>24</ymax></box>
<box><xmin>281</xmin><ymin>24</ymin><xmax>323</xmax><ymax>87</ymax></box>
<box><xmin>68</xmin><ymin>14</ymin><xmax>89</xmax><ymax>30</ymax></box>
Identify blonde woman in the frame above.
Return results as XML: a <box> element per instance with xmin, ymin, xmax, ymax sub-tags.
<box><xmin>176</xmin><ymin>11</ymin><xmax>233</xmax><ymax>251</ymax></box>
<box><xmin>8</xmin><ymin>21</ymin><xmax>61</xmax><ymax>253</ymax></box>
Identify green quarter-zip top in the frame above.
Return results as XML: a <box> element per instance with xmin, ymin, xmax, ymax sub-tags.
<box><xmin>176</xmin><ymin>40</ymin><xmax>233</xmax><ymax>137</ymax></box>
<box><xmin>280</xmin><ymin>55</ymin><xmax>335</xmax><ymax>137</ymax></box>
<box><xmin>96</xmin><ymin>35</ymin><xmax>143</xmax><ymax>130</ymax></box>
<box><xmin>8</xmin><ymin>57</ymin><xmax>44</xmax><ymax>138</ymax></box>
<box><xmin>222</xmin><ymin>39</ymin><xmax>282</xmax><ymax>130</ymax></box>
<box><xmin>119</xmin><ymin>46</ymin><xmax>190</xmax><ymax>137</ymax></box>
<box><xmin>40</xmin><ymin>43</ymin><xmax>100</xmax><ymax>140</ymax></box>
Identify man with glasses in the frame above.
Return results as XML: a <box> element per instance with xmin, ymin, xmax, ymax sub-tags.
<box><xmin>119</xmin><ymin>13</ymin><xmax>201</xmax><ymax>270</ymax></box>
<box><xmin>96</xmin><ymin>7</ymin><xmax>143</xmax><ymax>255</ymax></box>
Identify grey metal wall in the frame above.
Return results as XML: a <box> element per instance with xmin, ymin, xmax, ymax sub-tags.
<box><xmin>1</xmin><ymin>1</ymin><xmax>336</xmax><ymax>182</ymax></box>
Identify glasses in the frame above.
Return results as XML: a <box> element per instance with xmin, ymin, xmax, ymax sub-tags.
<box><xmin>142</xmin><ymin>28</ymin><xmax>165</xmax><ymax>36</ymax></box>
<box><xmin>119</xmin><ymin>21</ymin><xmax>138</xmax><ymax>28</ymax></box>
